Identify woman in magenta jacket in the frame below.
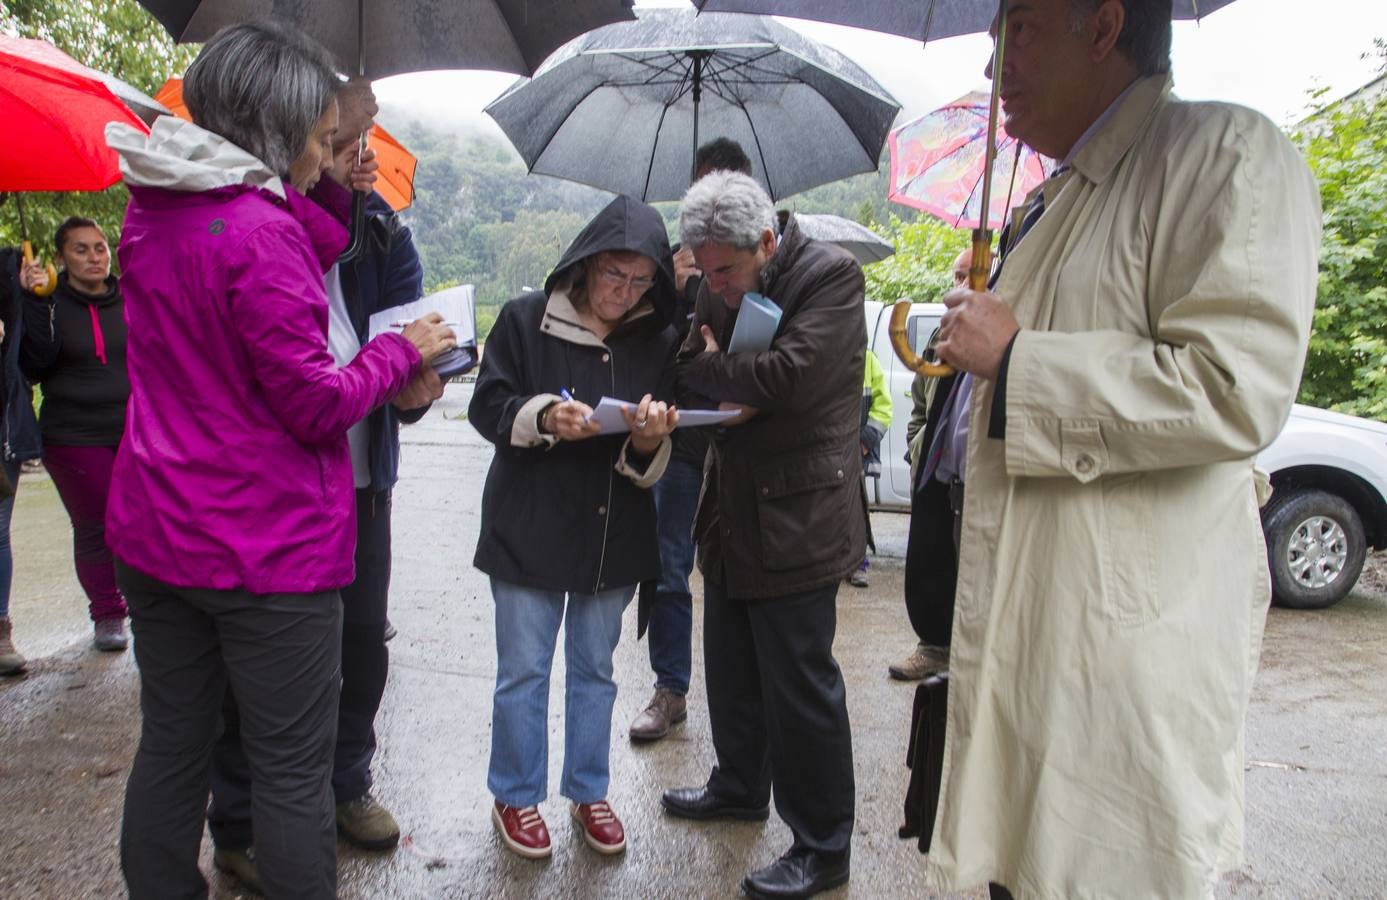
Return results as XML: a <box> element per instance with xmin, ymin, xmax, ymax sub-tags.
<box><xmin>103</xmin><ymin>22</ymin><xmax>453</xmax><ymax>900</ymax></box>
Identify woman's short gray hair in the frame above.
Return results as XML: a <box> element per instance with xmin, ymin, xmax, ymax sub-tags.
<box><xmin>679</xmin><ymin>171</ymin><xmax>777</xmax><ymax>251</ymax></box>
<box><xmin>183</xmin><ymin>20</ymin><xmax>341</xmax><ymax>176</ymax></box>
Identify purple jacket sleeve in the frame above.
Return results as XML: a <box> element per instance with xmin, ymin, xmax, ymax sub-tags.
<box><xmin>228</xmin><ymin>221</ymin><xmax>422</xmax><ymax>446</ymax></box>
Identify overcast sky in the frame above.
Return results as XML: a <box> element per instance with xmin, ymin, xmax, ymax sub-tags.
<box><xmin>373</xmin><ymin>0</ymin><xmax>1387</xmax><ymax>142</ymax></box>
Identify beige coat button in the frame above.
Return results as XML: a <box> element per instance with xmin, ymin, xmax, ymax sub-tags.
<box><xmin>1076</xmin><ymin>454</ymin><xmax>1094</xmax><ymax>474</ymax></box>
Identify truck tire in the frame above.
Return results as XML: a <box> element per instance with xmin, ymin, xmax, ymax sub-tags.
<box><xmin>1262</xmin><ymin>488</ymin><xmax>1366</xmax><ymax>610</ymax></box>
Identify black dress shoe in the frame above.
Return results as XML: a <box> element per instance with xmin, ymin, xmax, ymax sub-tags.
<box><xmin>742</xmin><ymin>848</ymin><xmax>850</xmax><ymax>899</ymax></box>
<box><xmin>661</xmin><ymin>785</ymin><xmax>770</xmax><ymax>821</ymax></box>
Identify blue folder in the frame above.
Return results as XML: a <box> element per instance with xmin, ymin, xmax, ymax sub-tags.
<box><xmin>727</xmin><ymin>292</ymin><xmax>783</xmax><ymax>353</ymax></box>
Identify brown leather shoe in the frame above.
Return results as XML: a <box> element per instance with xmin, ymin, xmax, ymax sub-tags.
<box><xmin>888</xmin><ymin>643</ymin><xmax>950</xmax><ymax>681</ymax></box>
<box><xmin>628</xmin><ymin>687</ymin><xmax>687</xmax><ymax>741</ymax></box>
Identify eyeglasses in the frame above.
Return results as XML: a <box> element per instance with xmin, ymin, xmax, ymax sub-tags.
<box><xmin>598</xmin><ymin>266</ymin><xmax>656</xmax><ymax>293</ymax></box>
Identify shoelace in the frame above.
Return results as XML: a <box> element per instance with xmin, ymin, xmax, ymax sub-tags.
<box><xmin>583</xmin><ymin>801</ymin><xmax>616</xmax><ymax>825</ymax></box>
<box><xmin>514</xmin><ymin>806</ymin><xmax>543</xmax><ymax>830</ymax></box>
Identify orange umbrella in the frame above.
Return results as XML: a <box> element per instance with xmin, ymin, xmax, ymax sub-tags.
<box><xmin>154</xmin><ymin>77</ymin><xmax>415</xmax><ymax>211</ymax></box>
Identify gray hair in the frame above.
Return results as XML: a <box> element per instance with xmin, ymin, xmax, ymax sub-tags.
<box><xmin>678</xmin><ymin>171</ymin><xmax>777</xmax><ymax>251</ymax></box>
<box><xmin>1070</xmin><ymin>0</ymin><xmax>1172</xmax><ymax>77</ymax></box>
<box><xmin>183</xmin><ymin>20</ymin><xmax>341</xmax><ymax>176</ymax></box>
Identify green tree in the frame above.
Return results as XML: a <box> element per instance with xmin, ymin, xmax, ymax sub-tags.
<box><xmin>1295</xmin><ymin>46</ymin><xmax>1387</xmax><ymax>419</ymax></box>
<box><xmin>0</xmin><ymin>0</ymin><xmax>196</xmax><ymax>258</ymax></box>
<box><xmin>862</xmin><ymin>215</ymin><xmax>971</xmax><ymax>304</ymax></box>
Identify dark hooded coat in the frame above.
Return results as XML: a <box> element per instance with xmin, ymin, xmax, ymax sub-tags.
<box><xmin>470</xmin><ymin>196</ymin><xmax>678</xmax><ymax>595</ymax></box>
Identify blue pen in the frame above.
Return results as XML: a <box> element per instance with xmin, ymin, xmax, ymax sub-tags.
<box><xmin>560</xmin><ymin>387</ymin><xmax>590</xmax><ymax>423</ymax></box>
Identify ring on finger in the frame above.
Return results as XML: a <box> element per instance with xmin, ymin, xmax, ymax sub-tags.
<box><xmin>636</xmin><ymin>418</ymin><xmax>648</xmax><ymax>428</ymax></box>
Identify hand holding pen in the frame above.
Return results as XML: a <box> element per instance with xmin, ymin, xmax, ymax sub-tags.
<box><xmin>542</xmin><ymin>387</ymin><xmax>600</xmax><ymax>441</ymax></box>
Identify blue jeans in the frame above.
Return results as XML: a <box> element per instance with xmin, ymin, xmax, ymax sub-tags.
<box><xmin>488</xmin><ymin>577</ymin><xmax>632</xmax><ymax>807</ymax></box>
<box><xmin>648</xmin><ymin>457</ymin><xmax>701</xmax><ymax>695</ymax></box>
<box><xmin>0</xmin><ymin>456</ymin><xmax>20</xmax><ymax>618</ymax></box>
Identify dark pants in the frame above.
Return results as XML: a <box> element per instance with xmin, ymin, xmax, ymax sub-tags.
<box><xmin>903</xmin><ymin>475</ymin><xmax>958</xmax><ymax>647</ymax></box>
<box><xmin>0</xmin><ymin>455</ymin><xmax>19</xmax><ymax>618</ymax></box>
<box><xmin>704</xmin><ymin>579</ymin><xmax>855</xmax><ymax>855</ymax></box>
<box><xmin>42</xmin><ymin>443</ymin><xmax>127</xmax><ymax>622</ymax></box>
<box><xmin>117</xmin><ymin>561</ymin><xmax>342</xmax><ymax>900</ymax></box>
<box><xmin>210</xmin><ymin>488</ymin><xmax>392</xmax><ymax>850</ymax></box>
<box><xmin>649</xmin><ymin>457</ymin><xmax>700</xmax><ymax>695</ymax></box>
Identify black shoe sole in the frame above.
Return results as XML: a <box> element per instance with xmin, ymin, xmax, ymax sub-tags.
<box><xmin>661</xmin><ymin>796</ymin><xmax>771</xmax><ymax>822</ymax></box>
<box><xmin>741</xmin><ymin>869</ymin><xmax>850</xmax><ymax>899</ymax></box>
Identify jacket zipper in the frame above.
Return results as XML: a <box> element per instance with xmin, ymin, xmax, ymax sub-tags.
<box><xmin>591</xmin><ymin>342</ymin><xmax>616</xmax><ymax>595</ymax></box>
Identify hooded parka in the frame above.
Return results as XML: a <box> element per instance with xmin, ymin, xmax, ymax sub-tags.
<box><xmin>470</xmin><ymin>195</ymin><xmax>678</xmax><ymax>595</ymax></box>
<box><xmin>928</xmin><ymin>76</ymin><xmax>1321</xmax><ymax>898</ymax></box>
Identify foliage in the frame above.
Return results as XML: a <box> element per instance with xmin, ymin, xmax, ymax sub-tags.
<box><xmin>861</xmin><ymin>215</ymin><xmax>971</xmax><ymax>303</ymax></box>
<box><xmin>0</xmin><ymin>0</ymin><xmax>197</xmax><ymax>261</ymax></box>
<box><xmin>1294</xmin><ymin>47</ymin><xmax>1387</xmax><ymax>420</ymax></box>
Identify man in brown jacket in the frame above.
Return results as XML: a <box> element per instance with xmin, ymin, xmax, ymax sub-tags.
<box><xmin>661</xmin><ymin>171</ymin><xmax>864</xmax><ymax>899</ymax></box>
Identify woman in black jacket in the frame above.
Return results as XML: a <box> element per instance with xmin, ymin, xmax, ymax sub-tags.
<box><xmin>19</xmin><ymin>217</ymin><xmax>130</xmax><ymax>651</ymax></box>
<box><xmin>469</xmin><ymin>195</ymin><xmax>679</xmax><ymax>860</ymax></box>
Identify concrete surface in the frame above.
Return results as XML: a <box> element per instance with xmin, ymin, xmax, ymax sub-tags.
<box><xmin>1</xmin><ymin>381</ymin><xmax>1384</xmax><ymax>899</ymax></box>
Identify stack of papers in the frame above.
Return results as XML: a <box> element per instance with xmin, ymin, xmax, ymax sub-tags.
<box><xmin>368</xmin><ymin>284</ymin><xmax>478</xmax><ymax>379</ymax></box>
<box><xmin>727</xmin><ymin>292</ymin><xmax>782</xmax><ymax>353</ymax></box>
<box><xmin>586</xmin><ymin>397</ymin><xmax>741</xmax><ymax>434</ymax></box>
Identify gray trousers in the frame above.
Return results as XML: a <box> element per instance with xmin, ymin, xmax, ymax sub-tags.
<box><xmin>117</xmin><ymin>561</ymin><xmax>342</xmax><ymax>900</ymax></box>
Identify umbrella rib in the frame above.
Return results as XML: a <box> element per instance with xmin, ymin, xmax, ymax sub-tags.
<box><xmin>731</xmin><ymin>97</ymin><xmax>777</xmax><ymax>201</ymax></box>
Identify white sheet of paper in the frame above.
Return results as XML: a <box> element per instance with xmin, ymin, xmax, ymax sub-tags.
<box><xmin>367</xmin><ymin>284</ymin><xmax>476</xmax><ymax>346</ymax></box>
<box><xmin>587</xmin><ymin>397</ymin><xmax>741</xmax><ymax>434</ymax></box>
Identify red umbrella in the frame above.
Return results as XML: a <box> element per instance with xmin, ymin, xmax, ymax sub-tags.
<box><xmin>888</xmin><ymin>92</ymin><xmax>1052</xmax><ymax>231</ymax></box>
<box><xmin>0</xmin><ymin>36</ymin><xmax>152</xmax><ymax>294</ymax></box>
<box><xmin>0</xmin><ymin>35</ymin><xmax>149</xmax><ymax>192</ymax></box>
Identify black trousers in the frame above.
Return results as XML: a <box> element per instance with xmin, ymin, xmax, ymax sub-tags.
<box><xmin>210</xmin><ymin>488</ymin><xmax>392</xmax><ymax>850</ymax></box>
<box><xmin>903</xmin><ymin>475</ymin><xmax>958</xmax><ymax>647</ymax></box>
<box><xmin>704</xmin><ymin>578</ymin><xmax>854</xmax><ymax>855</ymax></box>
<box><xmin>117</xmin><ymin>562</ymin><xmax>341</xmax><ymax>900</ymax></box>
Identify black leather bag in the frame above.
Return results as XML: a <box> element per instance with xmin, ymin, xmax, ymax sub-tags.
<box><xmin>899</xmin><ymin>672</ymin><xmax>948</xmax><ymax>853</ymax></box>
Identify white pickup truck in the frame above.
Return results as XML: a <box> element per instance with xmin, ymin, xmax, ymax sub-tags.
<box><xmin>865</xmin><ymin>300</ymin><xmax>1387</xmax><ymax>610</ymax></box>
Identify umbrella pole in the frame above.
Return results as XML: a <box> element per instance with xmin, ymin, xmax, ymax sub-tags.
<box><xmin>689</xmin><ymin>52</ymin><xmax>706</xmax><ymax>185</ymax></box>
<box><xmin>338</xmin><ymin>0</ymin><xmax>369</xmax><ymax>264</ymax></box>
<box><xmin>970</xmin><ymin>0</ymin><xmax>1008</xmax><ymax>293</ymax></box>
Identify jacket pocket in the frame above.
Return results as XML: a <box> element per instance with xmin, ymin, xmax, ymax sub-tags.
<box><xmin>754</xmin><ymin>448</ymin><xmax>852</xmax><ymax>572</ymax></box>
<box><xmin>1098</xmin><ymin>472</ymin><xmax>1159</xmax><ymax>626</ymax></box>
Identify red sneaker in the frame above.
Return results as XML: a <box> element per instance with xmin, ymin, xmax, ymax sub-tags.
<box><xmin>492</xmin><ymin>801</ymin><xmax>551</xmax><ymax>859</ymax></box>
<box><xmin>570</xmin><ymin>800</ymin><xmax>626</xmax><ymax>854</ymax></box>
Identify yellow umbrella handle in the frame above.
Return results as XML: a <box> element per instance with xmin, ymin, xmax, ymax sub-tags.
<box><xmin>21</xmin><ymin>241</ymin><xmax>57</xmax><ymax>298</ymax></box>
<box><xmin>888</xmin><ymin>299</ymin><xmax>953</xmax><ymax>377</ymax></box>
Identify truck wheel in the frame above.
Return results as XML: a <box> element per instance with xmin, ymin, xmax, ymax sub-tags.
<box><xmin>1262</xmin><ymin>488</ymin><xmax>1366</xmax><ymax>610</ymax></box>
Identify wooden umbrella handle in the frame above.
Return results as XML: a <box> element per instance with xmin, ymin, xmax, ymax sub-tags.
<box><xmin>21</xmin><ymin>241</ymin><xmax>57</xmax><ymax>298</ymax></box>
<box><xmin>888</xmin><ymin>299</ymin><xmax>953</xmax><ymax>377</ymax></box>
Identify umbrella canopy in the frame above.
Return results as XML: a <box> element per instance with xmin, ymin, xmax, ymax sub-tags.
<box><xmin>793</xmin><ymin>213</ymin><xmax>894</xmax><ymax>264</ymax></box>
<box><xmin>0</xmin><ymin>36</ymin><xmax>150</xmax><ymax>192</ymax></box>
<box><xmin>888</xmin><ymin>91</ymin><xmax>1051</xmax><ymax>230</ymax></box>
<box><xmin>693</xmin><ymin>0</ymin><xmax>1239</xmax><ymax>41</ymax></box>
<box><xmin>484</xmin><ymin>7</ymin><xmax>900</xmax><ymax>202</ymax></box>
<box><xmin>154</xmin><ymin>77</ymin><xmax>417</xmax><ymax>211</ymax></box>
<box><xmin>134</xmin><ymin>0</ymin><xmax>637</xmax><ymax>79</ymax></box>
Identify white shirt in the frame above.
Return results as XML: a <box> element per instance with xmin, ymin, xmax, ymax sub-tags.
<box><xmin>324</xmin><ymin>265</ymin><xmax>371</xmax><ymax>489</ymax></box>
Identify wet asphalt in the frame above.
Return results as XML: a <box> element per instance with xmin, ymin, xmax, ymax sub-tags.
<box><xmin>1</xmin><ymin>381</ymin><xmax>1383</xmax><ymax>899</ymax></box>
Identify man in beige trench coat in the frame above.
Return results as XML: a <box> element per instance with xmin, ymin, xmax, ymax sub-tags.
<box><xmin>931</xmin><ymin>0</ymin><xmax>1322</xmax><ymax>897</ymax></box>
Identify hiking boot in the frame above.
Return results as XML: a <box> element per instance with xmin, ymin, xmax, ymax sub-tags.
<box><xmin>629</xmin><ymin>687</ymin><xmax>687</xmax><ymax>742</ymax></box>
<box><xmin>571</xmin><ymin>800</ymin><xmax>626</xmax><ymax>854</ymax></box>
<box><xmin>213</xmin><ymin>846</ymin><xmax>261</xmax><ymax>894</ymax></box>
<box><xmin>0</xmin><ymin>617</ymin><xmax>26</xmax><ymax>675</ymax></box>
<box><xmin>492</xmin><ymin>801</ymin><xmax>551</xmax><ymax>859</ymax></box>
<box><xmin>93</xmin><ymin>617</ymin><xmax>128</xmax><ymax>652</ymax></box>
<box><xmin>888</xmin><ymin>642</ymin><xmax>949</xmax><ymax>681</ymax></box>
<box><xmin>336</xmin><ymin>792</ymin><xmax>400</xmax><ymax>850</ymax></box>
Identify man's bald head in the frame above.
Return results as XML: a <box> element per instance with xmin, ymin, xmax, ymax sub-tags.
<box><xmin>952</xmin><ymin>248</ymin><xmax>973</xmax><ymax>288</ymax></box>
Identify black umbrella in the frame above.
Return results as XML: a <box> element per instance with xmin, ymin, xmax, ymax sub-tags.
<box><xmin>133</xmin><ymin>0</ymin><xmax>636</xmax><ymax>261</ymax></box>
<box><xmin>484</xmin><ymin>7</ymin><xmax>900</xmax><ymax>202</ymax></box>
<box><xmin>134</xmin><ymin>0</ymin><xmax>637</xmax><ymax>79</ymax></box>
<box><xmin>692</xmin><ymin>0</ymin><xmax>1238</xmax><ymax>42</ymax></box>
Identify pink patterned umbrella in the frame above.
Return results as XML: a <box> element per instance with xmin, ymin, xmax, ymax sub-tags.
<box><xmin>887</xmin><ymin>91</ymin><xmax>1052</xmax><ymax>231</ymax></box>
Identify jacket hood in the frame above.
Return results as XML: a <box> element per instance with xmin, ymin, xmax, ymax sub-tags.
<box><xmin>106</xmin><ymin>117</ymin><xmax>286</xmax><ymax>198</ymax></box>
<box><xmin>544</xmin><ymin>195</ymin><xmax>675</xmax><ymax>328</ymax></box>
